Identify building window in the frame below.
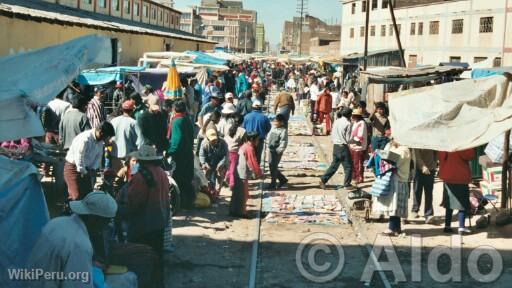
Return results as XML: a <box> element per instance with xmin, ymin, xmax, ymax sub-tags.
<box><xmin>480</xmin><ymin>17</ymin><xmax>493</xmax><ymax>33</ymax></box>
<box><xmin>213</xmin><ymin>25</ymin><xmax>224</xmax><ymax>31</ymax></box>
<box><xmin>160</xmin><ymin>11</ymin><xmax>163</xmax><ymax>21</ymax></box>
<box><xmin>152</xmin><ymin>8</ymin><xmax>157</xmax><ymax>19</ymax></box>
<box><xmin>372</xmin><ymin>0</ymin><xmax>378</xmax><ymax>10</ymax></box>
<box><xmin>212</xmin><ymin>36</ymin><xmax>224</xmax><ymax>42</ymax></box>
<box><xmin>389</xmin><ymin>24</ymin><xmax>393</xmax><ymax>36</ymax></box>
<box><xmin>397</xmin><ymin>24</ymin><xmax>401</xmax><ymax>34</ymax></box>
<box><xmin>429</xmin><ymin>21</ymin><xmax>439</xmax><ymax>35</ymax></box>
<box><xmin>474</xmin><ymin>57</ymin><xmax>487</xmax><ymax>63</ymax></box>
<box><xmin>112</xmin><ymin>0</ymin><xmax>119</xmax><ymax>11</ymax></box>
<box><xmin>98</xmin><ymin>0</ymin><xmax>106</xmax><ymax>8</ymax></box>
<box><xmin>360</xmin><ymin>26</ymin><xmax>365</xmax><ymax>37</ymax></box>
<box><xmin>450</xmin><ymin>56</ymin><xmax>461</xmax><ymax>63</ymax></box>
<box><xmin>381</xmin><ymin>25</ymin><xmax>386</xmax><ymax>36</ymax></box>
<box><xmin>84</xmin><ymin>0</ymin><xmax>92</xmax><ymax>5</ymax></box>
<box><xmin>351</xmin><ymin>3</ymin><xmax>356</xmax><ymax>14</ymax></box>
<box><xmin>362</xmin><ymin>1</ymin><xmax>367</xmax><ymax>12</ymax></box>
<box><xmin>134</xmin><ymin>3</ymin><xmax>139</xmax><ymax>16</ymax></box>
<box><xmin>493</xmin><ymin>57</ymin><xmax>502</xmax><ymax>67</ymax></box>
<box><xmin>143</xmin><ymin>5</ymin><xmax>148</xmax><ymax>17</ymax></box>
<box><xmin>350</xmin><ymin>27</ymin><xmax>354</xmax><ymax>38</ymax></box>
<box><xmin>165</xmin><ymin>13</ymin><xmax>169</xmax><ymax>23</ymax></box>
<box><xmin>452</xmin><ymin>19</ymin><xmax>463</xmax><ymax>34</ymax></box>
<box><xmin>418</xmin><ymin>22</ymin><xmax>423</xmax><ymax>35</ymax></box>
<box><xmin>382</xmin><ymin>0</ymin><xmax>389</xmax><ymax>9</ymax></box>
<box><xmin>410</xmin><ymin>22</ymin><xmax>416</xmax><ymax>35</ymax></box>
<box><xmin>370</xmin><ymin>25</ymin><xmax>376</xmax><ymax>36</ymax></box>
<box><xmin>124</xmin><ymin>0</ymin><xmax>130</xmax><ymax>14</ymax></box>
<box><xmin>171</xmin><ymin>15</ymin><xmax>174</xmax><ymax>25</ymax></box>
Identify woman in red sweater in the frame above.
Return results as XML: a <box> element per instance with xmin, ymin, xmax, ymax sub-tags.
<box><xmin>438</xmin><ymin>149</ymin><xmax>474</xmax><ymax>235</ymax></box>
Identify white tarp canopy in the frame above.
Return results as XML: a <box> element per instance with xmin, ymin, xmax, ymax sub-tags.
<box><xmin>389</xmin><ymin>75</ymin><xmax>512</xmax><ymax>152</ymax></box>
<box><xmin>0</xmin><ymin>35</ymin><xmax>112</xmax><ymax>142</ymax></box>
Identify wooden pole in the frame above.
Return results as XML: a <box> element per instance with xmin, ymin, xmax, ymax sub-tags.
<box><xmin>388</xmin><ymin>0</ymin><xmax>406</xmax><ymax>67</ymax></box>
<box><xmin>502</xmin><ymin>130</ymin><xmax>510</xmax><ymax>208</ymax></box>
<box><xmin>363</xmin><ymin>0</ymin><xmax>370</xmax><ymax>71</ymax></box>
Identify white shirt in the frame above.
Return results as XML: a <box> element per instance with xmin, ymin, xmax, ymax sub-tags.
<box><xmin>65</xmin><ymin>130</ymin><xmax>104</xmax><ymax>174</ymax></box>
<box><xmin>25</xmin><ymin>214</ymin><xmax>93</xmax><ymax>288</ymax></box>
<box><xmin>331</xmin><ymin>92</ymin><xmax>341</xmax><ymax>109</ymax></box>
<box><xmin>309</xmin><ymin>84</ymin><xmax>320</xmax><ymax>101</ymax></box>
<box><xmin>47</xmin><ymin>98</ymin><xmax>71</xmax><ymax>120</ymax></box>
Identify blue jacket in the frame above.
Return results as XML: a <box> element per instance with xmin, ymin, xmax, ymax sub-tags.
<box><xmin>243</xmin><ymin>110</ymin><xmax>271</xmax><ymax>140</ymax></box>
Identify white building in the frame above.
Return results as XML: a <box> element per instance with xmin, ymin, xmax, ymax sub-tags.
<box><xmin>340</xmin><ymin>0</ymin><xmax>512</xmax><ymax>67</ymax></box>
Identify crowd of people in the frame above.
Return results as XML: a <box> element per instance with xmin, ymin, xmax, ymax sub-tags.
<box><xmin>3</xmin><ymin>58</ymin><xmax>479</xmax><ymax>287</ymax></box>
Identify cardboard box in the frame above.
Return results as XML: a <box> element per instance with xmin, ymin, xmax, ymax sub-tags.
<box><xmin>479</xmin><ymin>180</ymin><xmax>502</xmax><ymax>197</ymax></box>
<box><xmin>482</xmin><ymin>166</ymin><xmax>502</xmax><ymax>185</ymax></box>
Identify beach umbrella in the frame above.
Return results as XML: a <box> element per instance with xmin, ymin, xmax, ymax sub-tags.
<box><xmin>164</xmin><ymin>59</ymin><xmax>182</xmax><ymax>99</ymax></box>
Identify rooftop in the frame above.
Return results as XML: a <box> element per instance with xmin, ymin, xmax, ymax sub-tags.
<box><xmin>0</xmin><ymin>0</ymin><xmax>215</xmax><ymax>44</ymax></box>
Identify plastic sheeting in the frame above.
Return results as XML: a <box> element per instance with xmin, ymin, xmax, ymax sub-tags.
<box><xmin>77</xmin><ymin>66</ymin><xmax>146</xmax><ymax>85</ymax></box>
<box><xmin>185</xmin><ymin>51</ymin><xmax>228</xmax><ymax>66</ymax></box>
<box><xmin>0</xmin><ymin>35</ymin><xmax>112</xmax><ymax>142</ymax></box>
<box><xmin>388</xmin><ymin>75</ymin><xmax>512</xmax><ymax>152</ymax></box>
<box><xmin>471</xmin><ymin>67</ymin><xmax>512</xmax><ymax>79</ymax></box>
<box><xmin>0</xmin><ymin>156</ymin><xmax>49</xmax><ymax>287</ymax></box>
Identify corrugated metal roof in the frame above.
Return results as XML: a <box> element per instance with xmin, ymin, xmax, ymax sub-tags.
<box><xmin>360</xmin><ymin>65</ymin><xmax>468</xmax><ymax>78</ymax></box>
<box><xmin>0</xmin><ymin>0</ymin><xmax>216</xmax><ymax>44</ymax></box>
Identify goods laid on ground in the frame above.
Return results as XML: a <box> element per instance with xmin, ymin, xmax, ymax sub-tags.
<box><xmin>261</xmin><ymin>192</ymin><xmax>346</xmax><ymax>225</ymax></box>
<box><xmin>287</xmin><ymin>115</ymin><xmax>312</xmax><ymax>136</ymax></box>
<box><xmin>279</xmin><ymin>142</ymin><xmax>327</xmax><ymax>171</ymax></box>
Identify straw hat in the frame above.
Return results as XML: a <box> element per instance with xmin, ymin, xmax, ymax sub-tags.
<box><xmin>352</xmin><ymin>108</ymin><xmax>363</xmax><ymax>116</ymax></box>
<box><xmin>222</xmin><ymin>103</ymin><xmax>237</xmax><ymax>114</ymax></box>
<box><xmin>129</xmin><ymin>145</ymin><xmax>162</xmax><ymax>161</ymax></box>
<box><xmin>206</xmin><ymin>129</ymin><xmax>218</xmax><ymax>141</ymax></box>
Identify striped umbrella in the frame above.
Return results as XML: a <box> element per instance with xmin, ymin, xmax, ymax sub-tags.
<box><xmin>164</xmin><ymin>59</ymin><xmax>183</xmax><ymax>99</ymax></box>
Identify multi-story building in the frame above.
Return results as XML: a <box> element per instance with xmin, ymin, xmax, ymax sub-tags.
<box><xmin>340</xmin><ymin>0</ymin><xmax>512</xmax><ymax>67</ymax></box>
<box><xmin>1</xmin><ymin>0</ymin><xmax>215</xmax><ymax>64</ymax></box>
<box><xmin>179</xmin><ymin>6</ymin><xmax>203</xmax><ymax>35</ymax></box>
<box><xmin>195</xmin><ymin>0</ymin><xmax>257</xmax><ymax>52</ymax></box>
<box><xmin>255</xmin><ymin>24</ymin><xmax>266</xmax><ymax>53</ymax></box>
<box><xmin>281</xmin><ymin>15</ymin><xmax>341</xmax><ymax>56</ymax></box>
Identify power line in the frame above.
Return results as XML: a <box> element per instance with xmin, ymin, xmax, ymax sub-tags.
<box><xmin>296</xmin><ymin>0</ymin><xmax>308</xmax><ymax>57</ymax></box>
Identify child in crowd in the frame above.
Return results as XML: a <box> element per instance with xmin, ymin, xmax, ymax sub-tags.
<box><xmin>266</xmin><ymin>114</ymin><xmax>289</xmax><ymax>190</ymax></box>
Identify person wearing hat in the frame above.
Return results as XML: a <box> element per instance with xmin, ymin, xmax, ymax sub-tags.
<box><xmin>87</xmin><ymin>87</ymin><xmax>107</xmax><ymax>129</ymax></box>
<box><xmin>217</xmin><ymin>103</ymin><xmax>238</xmax><ymax>138</ymax></box>
<box><xmin>167</xmin><ymin>101</ymin><xmax>195</xmax><ymax>209</ymax></box>
<box><xmin>223</xmin><ymin>92</ymin><xmax>235</xmax><ymax>107</ymax></box>
<box><xmin>138</xmin><ymin>95</ymin><xmax>168</xmax><ymax>154</ymax></box>
<box><xmin>64</xmin><ymin>122</ymin><xmax>115</xmax><ymax>200</ymax></box>
<box><xmin>320</xmin><ymin>108</ymin><xmax>353</xmax><ymax>190</ymax></box>
<box><xmin>199</xmin><ymin>129</ymin><xmax>228</xmax><ymax>192</ymax></box>
<box><xmin>230</xmin><ymin>131</ymin><xmax>263</xmax><ymax>217</ymax></box>
<box><xmin>315</xmin><ymin>85</ymin><xmax>333</xmax><ymax>135</ymax></box>
<box><xmin>122</xmin><ymin>145</ymin><xmax>170</xmax><ymax>279</ymax></box>
<box><xmin>26</xmin><ymin>191</ymin><xmax>117</xmax><ymax>287</ymax></box>
<box><xmin>309</xmin><ymin>78</ymin><xmax>320</xmax><ymax>123</ymax></box>
<box><xmin>110</xmin><ymin>100</ymin><xmax>142</xmax><ymax>173</ymax></box>
<box><xmin>266</xmin><ymin>114</ymin><xmax>289</xmax><ymax>190</ymax></box>
<box><xmin>349</xmin><ymin>107</ymin><xmax>368</xmax><ymax>185</ymax></box>
<box><xmin>197</xmin><ymin>92</ymin><xmax>222</xmax><ymax>129</ymax></box>
<box><xmin>242</xmin><ymin>100</ymin><xmax>271</xmax><ymax>164</ymax></box>
<box><xmin>113</xmin><ymin>81</ymin><xmax>124</xmax><ymax>107</ymax></box>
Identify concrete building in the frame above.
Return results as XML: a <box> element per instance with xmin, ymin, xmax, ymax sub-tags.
<box><xmin>255</xmin><ymin>24</ymin><xmax>266</xmax><ymax>53</ymax></box>
<box><xmin>1</xmin><ymin>0</ymin><xmax>215</xmax><ymax>64</ymax></box>
<box><xmin>179</xmin><ymin>6</ymin><xmax>203</xmax><ymax>35</ymax></box>
<box><xmin>280</xmin><ymin>15</ymin><xmax>341</xmax><ymax>56</ymax></box>
<box><xmin>340</xmin><ymin>0</ymin><xmax>512</xmax><ymax>67</ymax></box>
<box><xmin>196</xmin><ymin>0</ymin><xmax>257</xmax><ymax>52</ymax></box>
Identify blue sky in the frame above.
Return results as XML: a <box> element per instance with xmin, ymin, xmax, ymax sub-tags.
<box><xmin>174</xmin><ymin>0</ymin><xmax>342</xmax><ymax>46</ymax></box>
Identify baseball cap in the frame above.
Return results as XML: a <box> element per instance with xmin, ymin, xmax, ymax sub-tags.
<box><xmin>69</xmin><ymin>191</ymin><xmax>118</xmax><ymax>218</ymax></box>
<box><xmin>252</xmin><ymin>100</ymin><xmax>262</xmax><ymax>108</ymax></box>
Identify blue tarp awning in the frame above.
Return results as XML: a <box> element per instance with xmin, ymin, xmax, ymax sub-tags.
<box><xmin>471</xmin><ymin>67</ymin><xmax>512</xmax><ymax>79</ymax></box>
<box><xmin>77</xmin><ymin>66</ymin><xmax>146</xmax><ymax>85</ymax></box>
<box><xmin>185</xmin><ymin>51</ymin><xmax>228</xmax><ymax>66</ymax></box>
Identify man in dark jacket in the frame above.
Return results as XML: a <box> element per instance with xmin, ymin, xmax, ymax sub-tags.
<box><xmin>168</xmin><ymin>101</ymin><xmax>195</xmax><ymax>209</ymax></box>
<box><xmin>237</xmin><ymin>90</ymin><xmax>253</xmax><ymax>118</ymax></box>
<box><xmin>138</xmin><ymin>96</ymin><xmax>168</xmax><ymax>154</ymax></box>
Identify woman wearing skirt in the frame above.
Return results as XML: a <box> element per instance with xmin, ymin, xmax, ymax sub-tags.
<box><xmin>372</xmin><ymin>138</ymin><xmax>411</xmax><ymax>236</ymax></box>
<box><xmin>438</xmin><ymin>149</ymin><xmax>474</xmax><ymax>235</ymax></box>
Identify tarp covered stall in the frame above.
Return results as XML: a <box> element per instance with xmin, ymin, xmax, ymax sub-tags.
<box><xmin>0</xmin><ymin>35</ymin><xmax>112</xmax><ymax>142</ymax></box>
<box><xmin>77</xmin><ymin>66</ymin><xmax>146</xmax><ymax>85</ymax></box>
<box><xmin>388</xmin><ymin>75</ymin><xmax>512</xmax><ymax>152</ymax></box>
<box><xmin>0</xmin><ymin>156</ymin><xmax>49</xmax><ymax>287</ymax></box>
<box><xmin>184</xmin><ymin>51</ymin><xmax>228</xmax><ymax>66</ymax></box>
<box><xmin>472</xmin><ymin>67</ymin><xmax>512</xmax><ymax>79</ymax></box>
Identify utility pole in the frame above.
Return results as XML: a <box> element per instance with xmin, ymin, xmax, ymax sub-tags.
<box><xmin>389</xmin><ymin>0</ymin><xmax>406</xmax><ymax>67</ymax></box>
<box><xmin>244</xmin><ymin>25</ymin><xmax>248</xmax><ymax>54</ymax></box>
<box><xmin>363</xmin><ymin>0</ymin><xmax>370</xmax><ymax>71</ymax></box>
<box><xmin>296</xmin><ymin>0</ymin><xmax>308</xmax><ymax>57</ymax></box>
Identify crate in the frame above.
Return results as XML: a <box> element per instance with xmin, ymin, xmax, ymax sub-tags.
<box><xmin>482</xmin><ymin>166</ymin><xmax>502</xmax><ymax>185</ymax></box>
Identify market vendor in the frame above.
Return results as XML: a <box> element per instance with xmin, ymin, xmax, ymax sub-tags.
<box><xmin>199</xmin><ymin>129</ymin><xmax>229</xmax><ymax>191</ymax></box>
<box><xmin>64</xmin><ymin>122</ymin><xmax>115</xmax><ymax>200</ymax></box>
